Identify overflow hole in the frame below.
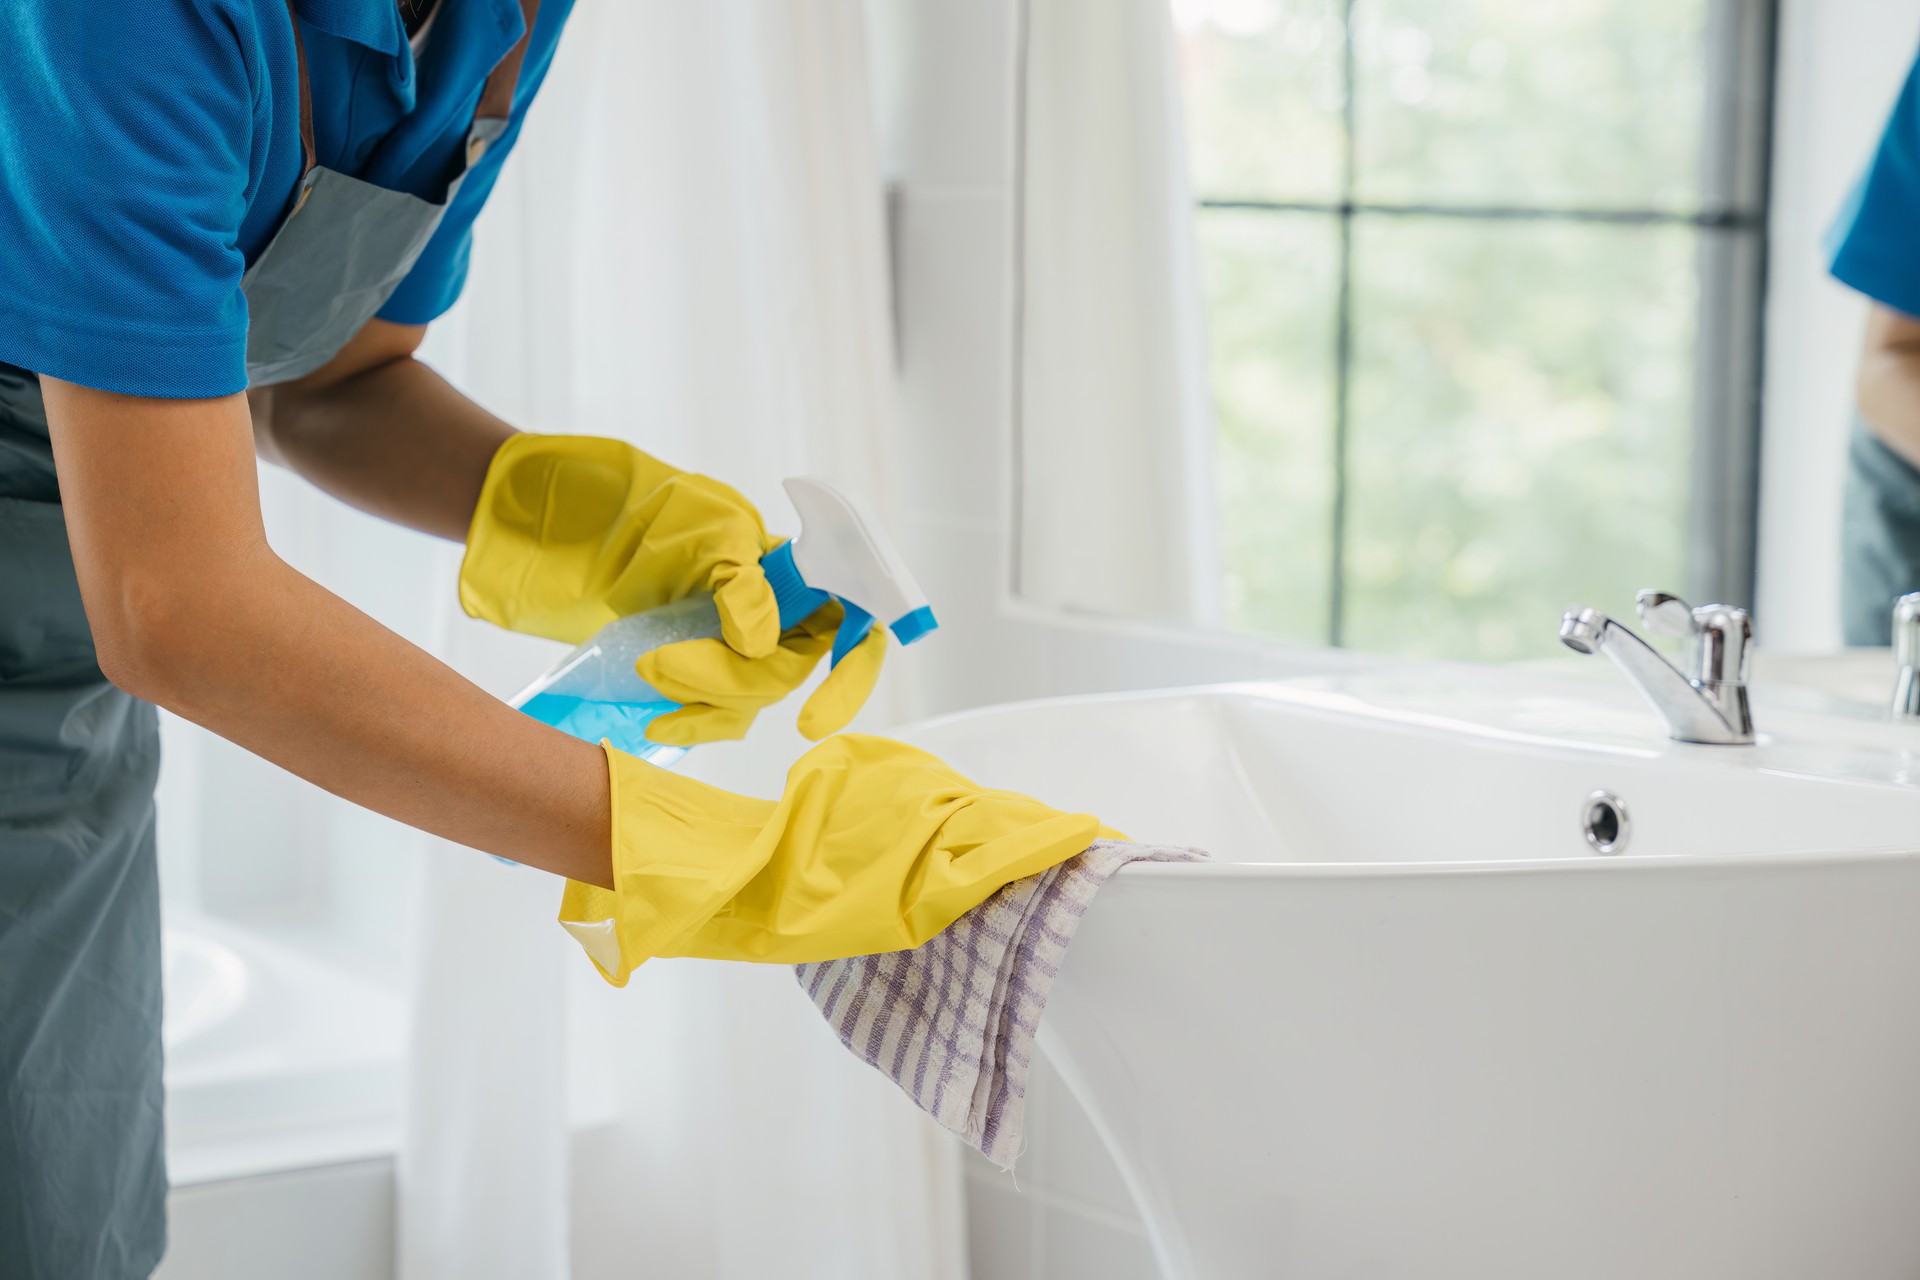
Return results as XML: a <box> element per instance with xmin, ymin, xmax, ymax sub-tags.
<box><xmin>1582</xmin><ymin>791</ymin><xmax>1630</xmax><ymax>855</ymax></box>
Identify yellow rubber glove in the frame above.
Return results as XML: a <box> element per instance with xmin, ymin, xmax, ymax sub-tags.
<box><xmin>462</xmin><ymin>434</ymin><xmax>887</xmax><ymax>742</ymax></box>
<box><xmin>636</xmin><ymin>602</ymin><xmax>888</xmax><ymax>746</ymax></box>
<box><xmin>459</xmin><ymin>433</ymin><xmax>780</xmax><ymax>653</ymax></box>
<box><xmin>556</xmin><ymin>735</ymin><xmax>1105</xmax><ymax>984</ymax></box>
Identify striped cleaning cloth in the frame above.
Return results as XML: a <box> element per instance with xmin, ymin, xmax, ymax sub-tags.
<box><xmin>795</xmin><ymin>839</ymin><xmax>1208</xmax><ymax>1169</ymax></box>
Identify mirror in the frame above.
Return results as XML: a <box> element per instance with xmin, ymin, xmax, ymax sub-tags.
<box><xmin>1014</xmin><ymin>0</ymin><xmax>1780</xmax><ymax>661</ymax></box>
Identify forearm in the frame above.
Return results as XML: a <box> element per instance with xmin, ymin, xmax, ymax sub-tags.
<box><xmin>1859</xmin><ymin>304</ymin><xmax>1920</xmax><ymax>469</ymax></box>
<box><xmin>148</xmin><ymin>545</ymin><xmax>613</xmax><ymax>885</ymax></box>
<box><xmin>251</xmin><ymin>321</ymin><xmax>514</xmax><ymax>541</ymax></box>
<box><xmin>45</xmin><ymin>377</ymin><xmax>612</xmax><ymax>887</ymax></box>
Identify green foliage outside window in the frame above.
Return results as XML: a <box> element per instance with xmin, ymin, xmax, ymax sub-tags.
<box><xmin>1176</xmin><ymin>0</ymin><xmax>1735</xmax><ymax>659</ymax></box>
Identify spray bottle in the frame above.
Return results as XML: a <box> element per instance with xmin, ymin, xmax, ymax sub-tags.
<box><xmin>507</xmin><ymin>476</ymin><xmax>938</xmax><ymax>764</ymax></box>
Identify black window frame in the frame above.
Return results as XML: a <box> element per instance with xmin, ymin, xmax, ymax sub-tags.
<box><xmin>1189</xmin><ymin>0</ymin><xmax>1780</xmax><ymax>645</ymax></box>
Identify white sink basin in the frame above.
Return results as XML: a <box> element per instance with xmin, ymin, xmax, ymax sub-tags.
<box><xmin>1754</xmin><ymin>648</ymin><xmax>1904</xmax><ymax>719</ymax></box>
<box><xmin>899</xmin><ymin>666</ymin><xmax>1920</xmax><ymax>1280</ymax></box>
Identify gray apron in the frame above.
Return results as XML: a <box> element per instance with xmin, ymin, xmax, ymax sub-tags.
<box><xmin>1841</xmin><ymin>417</ymin><xmax>1920</xmax><ymax>646</ymax></box>
<box><xmin>0</xmin><ymin>2</ymin><xmax>537</xmax><ymax>1274</ymax></box>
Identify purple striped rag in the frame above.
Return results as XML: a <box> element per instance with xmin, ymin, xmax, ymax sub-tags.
<box><xmin>794</xmin><ymin>839</ymin><xmax>1208</xmax><ymax>1169</ymax></box>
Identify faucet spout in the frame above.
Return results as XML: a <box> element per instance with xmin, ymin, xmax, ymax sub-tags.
<box><xmin>1558</xmin><ymin>599</ymin><xmax>1755</xmax><ymax>745</ymax></box>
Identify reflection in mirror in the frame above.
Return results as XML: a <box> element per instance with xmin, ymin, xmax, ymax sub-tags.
<box><xmin>1015</xmin><ymin>0</ymin><xmax>1775</xmax><ymax>660</ymax></box>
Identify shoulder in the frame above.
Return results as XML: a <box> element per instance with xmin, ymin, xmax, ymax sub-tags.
<box><xmin>10</xmin><ymin>0</ymin><xmax>261</xmax><ymax>41</ymax></box>
<box><xmin>1833</xmin><ymin>52</ymin><xmax>1920</xmax><ymax>248</ymax></box>
<box><xmin>4</xmin><ymin>0</ymin><xmax>262</xmax><ymax>80</ymax></box>
<box><xmin>0</xmin><ymin>0</ymin><xmax>264</xmax><ymax>153</ymax></box>
<box><xmin>1881</xmin><ymin>45</ymin><xmax>1920</xmax><ymax>145</ymax></box>
<box><xmin>0</xmin><ymin>0</ymin><xmax>271</xmax><ymax>396</ymax></box>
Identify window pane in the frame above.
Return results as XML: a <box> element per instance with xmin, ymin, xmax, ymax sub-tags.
<box><xmin>1352</xmin><ymin>0</ymin><xmax>1709</xmax><ymax>211</ymax></box>
<box><xmin>1201</xmin><ymin>209</ymin><xmax>1342</xmax><ymax>641</ymax></box>
<box><xmin>1342</xmin><ymin>217</ymin><xmax>1698</xmax><ymax>659</ymax></box>
<box><xmin>1173</xmin><ymin>0</ymin><xmax>1347</xmax><ymax>203</ymax></box>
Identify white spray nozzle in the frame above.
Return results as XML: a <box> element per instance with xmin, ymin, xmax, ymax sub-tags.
<box><xmin>765</xmin><ymin>477</ymin><xmax>937</xmax><ymax>649</ymax></box>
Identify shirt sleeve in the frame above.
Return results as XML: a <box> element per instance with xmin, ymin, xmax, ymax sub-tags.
<box><xmin>1830</xmin><ymin>49</ymin><xmax>1920</xmax><ymax>320</ymax></box>
<box><xmin>375</xmin><ymin>131</ymin><xmax>507</xmax><ymax>326</ymax></box>
<box><xmin>378</xmin><ymin>0</ymin><xmax>575</xmax><ymax>326</ymax></box>
<box><xmin>0</xmin><ymin>0</ymin><xmax>258</xmax><ymax>397</ymax></box>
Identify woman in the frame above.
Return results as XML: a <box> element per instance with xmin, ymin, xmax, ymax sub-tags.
<box><xmin>0</xmin><ymin>2</ymin><xmax>1098</xmax><ymax>1275</ymax></box>
<box><xmin>1834</xmin><ymin>41</ymin><xmax>1920</xmax><ymax>643</ymax></box>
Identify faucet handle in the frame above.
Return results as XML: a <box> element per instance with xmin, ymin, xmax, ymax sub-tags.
<box><xmin>1894</xmin><ymin>595</ymin><xmax>1920</xmax><ymax>717</ymax></box>
<box><xmin>1635</xmin><ymin>590</ymin><xmax>1697</xmax><ymax>639</ymax></box>
<box><xmin>1636</xmin><ymin>588</ymin><xmax>1752</xmax><ymax>686</ymax></box>
<box><xmin>1894</xmin><ymin>593</ymin><xmax>1920</xmax><ymax>668</ymax></box>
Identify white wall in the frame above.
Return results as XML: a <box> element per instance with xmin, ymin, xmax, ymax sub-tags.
<box><xmin>1757</xmin><ymin>0</ymin><xmax>1920</xmax><ymax>648</ymax></box>
<box><xmin>868</xmin><ymin>0</ymin><xmax>1366</xmax><ymax>736</ymax></box>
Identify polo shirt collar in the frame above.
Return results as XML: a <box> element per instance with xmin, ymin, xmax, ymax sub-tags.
<box><xmin>289</xmin><ymin>0</ymin><xmax>532</xmax><ymax>71</ymax></box>
<box><xmin>292</xmin><ymin>0</ymin><xmax>406</xmax><ymax>57</ymax></box>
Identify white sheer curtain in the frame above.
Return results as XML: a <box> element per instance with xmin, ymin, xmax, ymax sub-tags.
<box><xmin>1016</xmin><ymin>0</ymin><xmax>1219</xmax><ymax>627</ymax></box>
<box><xmin>163</xmin><ymin>2</ymin><xmax>966</xmax><ymax>1277</ymax></box>
<box><xmin>399</xmin><ymin>5</ymin><xmax>967</xmax><ymax>1279</ymax></box>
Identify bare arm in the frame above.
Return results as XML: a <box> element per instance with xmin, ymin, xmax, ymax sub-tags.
<box><xmin>247</xmin><ymin>320</ymin><xmax>513</xmax><ymax>541</ymax></box>
<box><xmin>44</xmin><ymin>378</ymin><xmax>614</xmax><ymax>887</ymax></box>
<box><xmin>1858</xmin><ymin>304</ymin><xmax>1920</xmax><ymax>469</ymax></box>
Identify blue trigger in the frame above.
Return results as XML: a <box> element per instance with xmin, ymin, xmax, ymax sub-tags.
<box><xmin>831</xmin><ymin>602</ymin><xmax>875</xmax><ymax>667</ymax></box>
<box><xmin>760</xmin><ymin>540</ymin><xmax>880</xmax><ymax>664</ymax></box>
<box><xmin>762</xmin><ymin>540</ymin><xmax>831</xmax><ymax>630</ymax></box>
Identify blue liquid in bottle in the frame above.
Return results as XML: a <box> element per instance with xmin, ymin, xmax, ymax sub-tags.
<box><xmin>518</xmin><ymin>691</ymin><xmax>687</xmax><ymax>766</ymax></box>
<box><xmin>505</xmin><ymin>596</ymin><xmax>723</xmax><ymax>780</ymax></box>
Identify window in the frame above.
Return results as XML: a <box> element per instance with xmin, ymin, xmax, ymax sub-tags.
<box><xmin>1174</xmin><ymin>0</ymin><xmax>1777</xmax><ymax>658</ymax></box>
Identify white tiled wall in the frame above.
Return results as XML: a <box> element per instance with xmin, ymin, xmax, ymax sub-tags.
<box><xmin>872</xmin><ymin>0</ymin><xmax>1361</xmax><ymax>712</ymax></box>
<box><xmin>869</xmin><ymin>0</ymin><xmax>1030</xmax><ymax>725</ymax></box>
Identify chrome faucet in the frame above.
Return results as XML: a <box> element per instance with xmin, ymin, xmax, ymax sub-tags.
<box><xmin>1558</xmin><ymin>589</ymin><xmax>1754</xmax><ymax>745</ymax></box>
<box><xmin>1894</xmin><ymin>593</ymin><xmax>1920</xmax><ymax>718</ymax></box>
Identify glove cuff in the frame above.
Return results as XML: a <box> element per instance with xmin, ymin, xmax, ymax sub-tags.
<box><xmin>557</xmin><ymin>743</ymin><xmax>775</xmax><ymax>985</ymax></box>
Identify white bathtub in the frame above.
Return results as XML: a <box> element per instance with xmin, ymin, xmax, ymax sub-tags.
<box><xmin>161</xmin><ymin>917</ymin><xmax>404</xmax><ymax>1186</ymax></box>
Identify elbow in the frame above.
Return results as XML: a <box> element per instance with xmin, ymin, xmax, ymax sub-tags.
<box><xmin>1857</xmin><ymin>306</ymin><xmax>1920</xmax><ymax>434</ymax></box>
<box><xmin>1857</xmin><ymin>357</ymin><xmax>1891</xmax><ymax>426</ymax></box>
<box><xmin>1858</xmin><ymin>358</ymin><xmax>1911</xmax><ymax>455</ymax></box>
<box><xmin>71</xmin><ymin>528</ymin><xmax>274</xmax><ymax>709</ymax></box>
<box><xmin>86</xmin><ymin>570</ymin><xmax>215</xmax><ymax>707</ymax></box>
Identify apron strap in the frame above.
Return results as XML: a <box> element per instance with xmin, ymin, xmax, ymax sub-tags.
<box><xmin>281</xmin><ymin>0</ymin><xmax>318</xmax><ymax>180</ymax></box>
<box><xmin>475</xmin><ymin>0</ymin><xmax>542</xmax><ymax>124</ymax></box>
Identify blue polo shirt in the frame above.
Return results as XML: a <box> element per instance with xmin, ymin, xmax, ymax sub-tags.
<box><xmin>1831</xmin><ymin>45</ymin><xmax>1920</xmax><ymax>318</ymax></box>
<box><xmin>0</xmin><ymin>0</ymin><xmax>575</xmax><ymax>398</ymax></box>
